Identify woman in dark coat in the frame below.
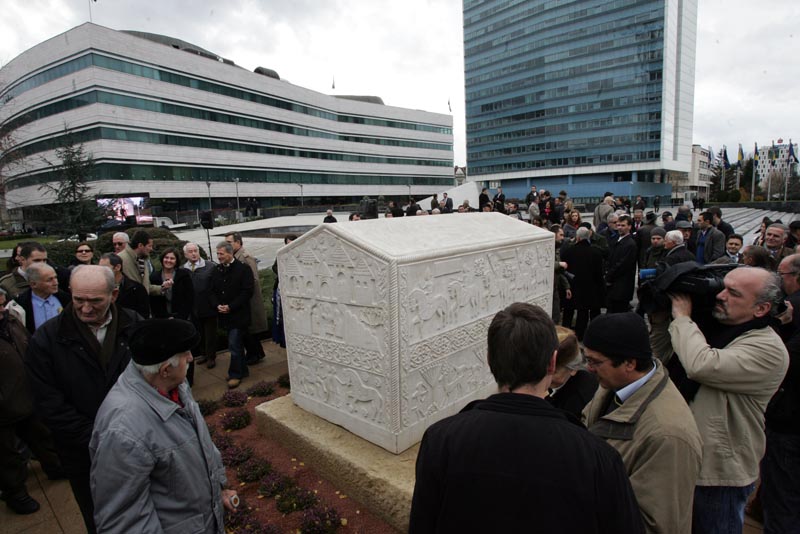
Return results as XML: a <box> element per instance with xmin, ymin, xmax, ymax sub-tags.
<box><xmin>149</xmin><ymin>248</ymin><xmax>194</xmax><ymax>320</ymax></box>
<box><xmin>547</xmin><ymin>326</ymin><xmax>598</xmax><ymax>420</ymax></box>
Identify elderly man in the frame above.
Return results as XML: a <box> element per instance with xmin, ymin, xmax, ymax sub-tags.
<box><xmin>183</xmin><ymin>243</ymin><xmax>219</xmax><ymax>367</ymax></box>
<box><xmin>410</xmin><ymin>303</ymin><xmax>644</xmax><ymax>533</ymax></box>
<box><xmin>323</xmin><ymin>210</ymin><xmax>337</xmax><ymax>223</ymax></box>
<box><xmin>669</xmin><ymin>267</ymin><xmax>789</xmax><ymax>533</ymax></box>
<box><xmin>0</xmin><ymin>288</ymin><xmax>61</xmax><ymax>515</ymax></box>
<box><xmin>97</xmin><ymin>253</ymin><xmax>149</xmax><ymax>318</ymax></box>
<box><xmin>695</xmin><ymin>211</ymin><xmax>726</xmax><ymax>264</ymax></box>
<box><xmin>764</xmin><ymin>223</ymin><xmax>796</xmax><ymax>261</ymax></box>
<box><xmin>224</xmin><ymin>232</ymin><xmax>268</xmax><ymax>365</ymax></box>
<box><xmin>210</xmin><ymin>242</ymin><xmax>253</xmax><ymax>389</ymax></box>
<box><xmin>13</xmin><ymin>262</ymin><xmax>70</xmax><ymax>333</ymax></box>
<box><xmin>583</xmin><ymin>313</ymin><xmax>702</xmax><ymax>533</ymax></box>
<box><xmin>110</xmin><ymin>232</ymin><xmax>129</xmax><ymax>256</ymax></box>
<box><xmin>25</xmin><ymin>265</ymin><xmax>138</xmax><ymax>533</ymax></box>
<box><xmin>594</xmin><ymin>195</ymin><xmax>615</xmax><ymax>231</ymax></box>
<box><xmin>0</xmin><ymin>242</ymin><xmax>48</xmax><ymax>300</ymax></box>
<box><xmin>90</xmin><ymin>319</ymin><xmax>236</xmax><ymax>533</ymax></box>
<box><xmin>662</xmin><ymin>230</ymin><xmax>695</xmax><ymax>265</ymax></box>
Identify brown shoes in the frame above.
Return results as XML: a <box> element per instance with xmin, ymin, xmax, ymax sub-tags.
<box><xmin>227</xmin><ymin>378</ymin><xmax>241</xmax><ymax>389</ymax></box>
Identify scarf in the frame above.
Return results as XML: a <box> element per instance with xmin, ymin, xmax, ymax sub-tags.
<box><xmin>67</xmin><ymin>303</ymin><xmax>120</xmax><ymax>371</ymax></box>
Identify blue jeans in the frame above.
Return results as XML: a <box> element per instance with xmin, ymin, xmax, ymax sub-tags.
<box><xmin>226</xmin><ymin>327</ymin><xmax>248</xmax><ymax>380</ymax></box>
<box><xmin>693</xmin><ymin>483</ymin><xmax>755</xmax><ymax>534</ymax></box>
<box><xmin>761</xmin><ymin>429</ymin><xmax>800</xmax><ymax>534</ymax></box>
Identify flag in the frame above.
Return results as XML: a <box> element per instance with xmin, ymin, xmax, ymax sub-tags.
<box><xmin>737</xmin><ymin>144</ymin><xmax>744</xmax><ymax>168</ymax></box>
<box><xmin>708</xmin><ymin>146</ymin><xmax>715</xmax><ymax>167</ymax></box>
<box><xmin>771</xmin><ymin>141</ymin><xmax>777</xmax><ymax>166</ymax></box>
<box><xmin>790</xmin><ymin>140</ymin><xmax>797</xmax><ymax>164</ymax></box>
<box><xmin>754</xmin><ymin>142</ymin><xmax>759</xmax><ymax>161</ymax></box>
<box><xmin>722</xmin><ymin>147</ymin><xmax>731</xmax><ymax>170</ymax></box>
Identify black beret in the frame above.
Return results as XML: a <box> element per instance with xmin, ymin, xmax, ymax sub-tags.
<box><xmin>583</xmin><ymin>313</ymin><xmax>652</xmax><ymax>361</ymax></box>
<box><xmin>128</xmin><ymin>319</ymin><xmax>199</xmax><ymax>365</ymax></box>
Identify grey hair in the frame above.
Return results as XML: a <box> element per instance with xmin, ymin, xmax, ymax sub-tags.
<box><xmin>27</xmin><ymin>262</ymin><xmax>56</xmax><ymax>284</ymax></box>
<box><xmin>576</xmin><ymin>227</ymin><xmax>591</xmax><ymax>241</ymax></box>
<box><xmin>216</xmin><ymin>241</ymin><xmax>233</xmax><ymax>254</ymax></box>
<box><xmin>755</xmin><ymin>269</ymin><xmax>783</xmax><ymax>316</ymax></box>
<box><xmin>133</xmin><ymin>354</ymin><xmax>181</xmax><ymax>376</ymax></box>
<box><xmin>71</xmin><ymin>264</ymin><xmax>115</xmax><ymax>293</ymax></box>
<box><xmin>768</xmin><ymin>223</ymin><xmax>788</xmax><ymax>235</ymax></box>
<box><xmin>183</xmin><ymin>242</ymin><xmax>199</xmax><ymax>253</ymax></box>
<box><xmin>112</xmin><ymin>232</ymin><xmax>130</xmax><ymax>243</ymax></box>
<box><xmin>665</xmin><ymin>230</ymin><xmax>684</xmax><ymax>245</ymax></box>
<box><xmin>606</xmin><ymin>213</ymin><xmax>618</xmax><ymax>223</ymax></box>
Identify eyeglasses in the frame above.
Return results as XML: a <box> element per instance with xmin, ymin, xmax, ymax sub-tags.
<box><xmin>77</xmin><ymin>249</ymin><xmax>92</xmax><ymax>253</ymax></box>
<box><xmin>112</xmin><ymin>242</ymin><xmax>125</xmax><ymax>247</ymax></box>
<box><xmin>584</xmin><ymin>357</ymin><xmax>610</xmax><ymax>369</ymax></box>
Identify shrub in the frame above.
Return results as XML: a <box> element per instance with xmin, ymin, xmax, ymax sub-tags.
<box><xmin>220</xmin><ymin>408</ymin><xmax>251</xmax><ymax>431</ymax></box>
<box><xmin>198</xmin><ymin>398</ymin><xmax>220</xmax><ymax>416</ymax></box>
<box><xmin>258</xmin><ymin>472</ymin><xmax>296</xmax><ymax>498</ymax></box>
<box><xmin>220</xmin><ymin>445</ymin><xmax>254</xmax><ymax>467</ymax></box>
<box><xmin>221</xmin><ymin>390</ymin><xmax>248</xmax><ymax>407</ymax></box>
<box><xmin>301</xmin><ymin>506</ymin><xmax>343</xmax><ymax>534</ymax></box>
<box><xmin>211</xmin><ymin>432</ymin><xmax>234</xmax><ymax>451</ymax></box>
<box><xmin>275</xmin><ymin>486</ymin><xmax>319</xmax><ymax>514</ymax></box>
<box><xmin>729</xmin><ymin>189</ymin><xmax>742</xmax><ymax>202</ymax></box>
<box><xmin>277</xmin><ymin>373</ymin><xmax>291</xmax><ymax>390</ymax></box>
<box><xmin>237</xmin><ymin>457</ymin><xmax>273</xmax><ymax>483</ymax></box>
<box><xmin>246</xmin><ymin>380</ymin><xmax>276</xmax><ymax>397</ymax></box>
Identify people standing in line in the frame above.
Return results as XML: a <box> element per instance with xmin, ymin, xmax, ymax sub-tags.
<box><xmin>0</xmin><ymin>287</ymin><xmax>62</xmax><ymax>515</ymax></box>
<box><xmin>409</xmin><ymin>303</ymin><xmax>645</xmax><ymax>533</ymax></box>
<box><xmin>225</xmin><ymin>232</ymin><xmax>268</xmax><ymax>366</ymax></box>
<box><xmin>272</xmin><ymin>235</ymin><xmax>298</xmax><ymax>349</ymax></box>
<box><xmin>97</xmin><ymin>253</ymin><xmax>150</xmax><ymax>319</ymax></box>
<box><xmin>25</xmin><ymin>265</ymin><xmax>138</xmax><ymax>533</ymax></box>
<box><xmin>210</xmin><ymin>242</ymin><xmax>253</xmax><ymax>390</ymax></box>
<box><xmin>583</xmin><ymin>313</ymin><xmax>702</xmax><ymax>533</ymax></box>
<box><xmin>605</xmin><ymin>214</ymin><xmax>637</xmax><ymax>313</ymax></box>
<box><xmin>669</xmin><ymin>268</ymin><xmax>789</xmax><ymax>533</ymax></box>
<box><xmin>13</xmin><ymin>262</ymin><xmax>69</xmax><ymax>334</ymax></box>
<box><xmin>182</xmin><ymin>243</ymin><xmax>219</xmax><ymax>369</ymax></box>
<box><xmin>89</xmin><ymin>319</ymin><xmax>236</xmax><ymax>533</ymax></box>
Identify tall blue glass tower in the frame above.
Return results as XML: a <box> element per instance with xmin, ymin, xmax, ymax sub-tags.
<box><xmin>464</xmin><ymin>0</ymin><xmax>697</xmax><ymax>202</ymax></box>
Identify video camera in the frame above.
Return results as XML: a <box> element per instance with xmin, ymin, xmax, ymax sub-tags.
<box><xmin>638</xmin><ymin>262</ymin><xmax>740</xmax><ymax>315</ymax></box>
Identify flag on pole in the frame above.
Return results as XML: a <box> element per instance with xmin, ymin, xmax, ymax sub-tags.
<box><xmin>754</xmin><ymin>142</ymin><xmax>759</xmax><ymax>161</ymax></box>
<box><xmin>789</xmin><ymin>140</ymin><xmax>797</xmax><ymax>164</ymax></box>
<box><xmin>722</xmin><ymin>147</ymin><xmax>731</xmax><ymax>170</ymax></box>
<box><xmin>737</xmin><ymin>144</ymin><xmax>744</xmax><ymax>168</ymax></box>
<box><xmin>770</xmin><ymin>141</ymin><xmax>777</xmax><ymax>166</ymax></box>
<box><xmin>708</xmin><ymin>146</ymin><xmax>715</xmax><ymax>167</ymax></box>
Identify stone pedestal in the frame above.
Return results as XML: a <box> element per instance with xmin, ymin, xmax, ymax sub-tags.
<box><xmin>277</xmin><ymin>212</ymin><xmax>553</xmax><ymax>453</ymax></box>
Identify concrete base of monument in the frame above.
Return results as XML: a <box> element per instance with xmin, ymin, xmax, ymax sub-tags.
<box><xmin>255</xmin><ymin>395</ymin><xmax>418</xmax><ymax>532</ymax></box>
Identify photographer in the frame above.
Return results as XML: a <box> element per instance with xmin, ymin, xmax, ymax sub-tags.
<box><xmin>668</xmin><ymin>267</ymin><xmax>789</xmax><ymax>533</ymax></box>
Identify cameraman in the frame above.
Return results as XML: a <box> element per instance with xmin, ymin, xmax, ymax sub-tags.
<box><xmin>668</xmin><ymin>267</ymin><xmax>789</xmax><ymax>533</ymax></box>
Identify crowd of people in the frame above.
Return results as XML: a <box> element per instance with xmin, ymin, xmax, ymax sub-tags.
<box><xmin>2</xmin><ymin>194</ymin><xmax>799</xmax><ymax>533</ymax></box>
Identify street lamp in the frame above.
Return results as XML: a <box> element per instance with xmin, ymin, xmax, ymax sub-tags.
<box><xmin>205</xmin><ymin>180</ymin><xmax>212</xmax><ymax>211</ymax></box>
<box><xmin>298</xmin><ymin>183</ymin><xmax>304</xmax><ymax>207</ymax></box>
<box><xmin>234</xmin><ymin>178</ymin><xmax>240</xmax><ymax>220</ymax></box>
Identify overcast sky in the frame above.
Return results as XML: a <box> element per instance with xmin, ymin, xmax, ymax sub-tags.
<box><xmin>1</xmin><ymin>0</ymin><xmax>798</xmax><ymax>165</ymax></box>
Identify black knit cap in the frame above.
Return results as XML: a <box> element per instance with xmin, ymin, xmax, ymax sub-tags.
<box><xmin>128</xmin><ymin>318</ymin><xmax>199</xmax><ymax>365</ymax></box>
<box><xmin>583</xmin><ymin>313</ymin><xmax>652</xmax><ymax>361</ymax></box>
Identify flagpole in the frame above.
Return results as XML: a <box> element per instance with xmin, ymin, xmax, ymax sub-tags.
<box><xmin>750</xmin><ymin>154</ymin><xmax>756</xmax><ymax>202</ymax></box>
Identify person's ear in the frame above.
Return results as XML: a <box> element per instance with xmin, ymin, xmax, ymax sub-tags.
<box><xmin>547</xmin><ymin>350</ymin><xmax>557</xmax><ymax>375</ymax></box>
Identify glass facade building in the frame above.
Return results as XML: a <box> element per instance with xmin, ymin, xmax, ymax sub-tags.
<box><xmin>463</xmin><ymin>0</ymin><xmax>697</xmax><ymax>202</ymax></box>
<box><xmin>0</xmin><ymin>24</ymin><xmax>453</xmax><ymax>224</ymax></box>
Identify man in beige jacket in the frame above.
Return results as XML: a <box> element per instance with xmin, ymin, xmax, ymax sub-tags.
<box><xmin>669</xmin><ymin>267</ymin><xmax>789</xmax><ymax>533</ymax></box>
<box><xmin>583</xmin><ymin>312</ymin><xmax>702</xmax><ymax>533</ymax></box>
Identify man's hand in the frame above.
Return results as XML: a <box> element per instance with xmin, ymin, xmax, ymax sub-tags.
<box><xmin>217</xmin><ymin>304</ymin><xmax>230</xmax><ymax>314</ymax></box>
<box><xmin>566</xmin><ymin>289</ymin><xmax>572</xmax><ymax>300</ymax></box>
<box><xmin>221</xmin><ymin>489</ymin><xmax>238</xmax><ymax>512</ymax></box>
<box><xmin>776</xmin><ymin>300</ymin><xmax>794</xmax><ymax>325</ymax></box>
<box><xmin>670</xmin><ymin>293</ymin><xmax>693</xmax><ymax>318</ymax></box>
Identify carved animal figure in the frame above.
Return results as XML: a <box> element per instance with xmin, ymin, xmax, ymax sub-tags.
<box><xmin>342</xmin><ymin>369</ymin><xmax>383</xmax><ymax>423</ymax></box>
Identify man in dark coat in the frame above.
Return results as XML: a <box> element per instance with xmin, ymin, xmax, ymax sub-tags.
<box><xmin>409</xmin><ymin>303</ymin><xmax>644</xmax><ymax>534</ymax></box>
<box><xmin>0</xmin><ymin>288</ymin><xmax>62</xmax><ymax>515</ymax></box>
<box><xmin>695</xmin><ymin>212</ymin><xmax>726</xmax><ymax>264</ymax></box>
<box><xmin>210</xmin><ymin>241</ymin><xmax>253</xmax><ymax>389</ymax></box>
<box><xmin>561</xmin><ymin>227</ymin><xmax>606</xmax><ymax>339</ymax></box>
<box><xmin>25</xmin><ymin>265</ymin><xmax>137</xmax><ymax>534</ymax></box>
<box><xmin>635</xmin><ymin>212</ymin><xmax>657</xmax><ymax>268</ymax></box>
<box><xmin>182</xmin><ymin>243</ymin><xmax>219</xmax><ymax>368</ymax></box>
<box><xmin>605</xmin><ymin>215</ymin><xmax>637</xmax><ymax>313</ymax></box>
<box><xmin>708</xmin><ymin>206</ymin><xmax>734</xmax><ymax>239</ymax></box>
<box><xmin>663</xmin><ymin>230</ymin><xmax>696</xmax><ymax>266</ymax></box>
<box><xmin>98</xmin><ymin>253</ymin><xmax>150</xmax><ymax>318</ymax></box>
<box><xmin>14</xmin><ymin>263</ymin><xmax>70</xmax><ymax>334</ymax></box>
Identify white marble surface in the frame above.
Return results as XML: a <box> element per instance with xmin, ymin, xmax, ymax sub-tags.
<box><xmin>278</xmin><ymin>212</ymin><xmax>554</xmax><ymax>453</ymax></box>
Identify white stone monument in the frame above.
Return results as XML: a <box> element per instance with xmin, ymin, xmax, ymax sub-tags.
<box><xmin>277</xmin><ymin>212</ymin><xmax>553</xmax><ymax>453</ymax></box>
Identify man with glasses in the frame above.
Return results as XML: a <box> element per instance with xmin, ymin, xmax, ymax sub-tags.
<box><xmin>761</xmin><ymin>254</ymin><xmax>800</xmax><ymax>532</ymax></box>
<box><xmin>25</xmin><ymin>265</ymin><xmax>138</xmax><ymax>533</ymax></box>
<box><xmin>410</xmin><ymin>303</ymin><xmax>644</xmax><ymax>533</ymax></box>
<box><xmin>583</xmin><ymin>313</ymin><xmax>701</xmax><ymax>533</ymax></box>
<box><xmin>110</xmin><ymin>232</ymin><xmax>129</xmax><ymax>254</ymax></box>
<box><xmin>669</xmin><ymin>267</ymin><xmax>789</xmax><ymax>533</ymax></box>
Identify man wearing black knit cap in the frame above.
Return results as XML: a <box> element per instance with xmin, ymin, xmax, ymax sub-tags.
<box><xmin>582</xmin><ymin>312</ymin><xmax>702</xmax><ymax>534</ymax></box>
<box><xmin>89</xmin><ymin>319</ymin><xmax>237</xmax><ymax>533</ymax></box>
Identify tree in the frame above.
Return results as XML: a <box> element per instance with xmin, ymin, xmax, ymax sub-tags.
<box><xmin>39</xmin><ymin>132</ymin><xmax>104</xmax><ymax>239</ymax></box>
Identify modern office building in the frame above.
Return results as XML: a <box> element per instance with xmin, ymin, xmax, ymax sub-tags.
<box><xmin>463</xmin><ymin>0</ymin><xmax>697</xmax><ymax>204</ymax></box>
<box><xmin>0</xmin><ymin>23</ymin><xmax>453</xmax><ymax>226</ymax></box>
<box><xmin>668</xmin><ymin>143</ymin><xmax>710</xmax><ymax>202</ymax></box>
<box><xmin>755</xmin><ymin>142</ymin><xmax>798</xmax><ymax>194</ymax></box>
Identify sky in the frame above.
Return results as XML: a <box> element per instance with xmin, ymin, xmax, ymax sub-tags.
<box><xmin>1</xmin><ymin>0</ymin><xmax>798</xmax><ymax>165</ymax></box>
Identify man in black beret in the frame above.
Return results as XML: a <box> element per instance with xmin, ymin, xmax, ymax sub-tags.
<box><xmin>89</xmin><ymin>318</ymin><xmax>237</xmax><ymax>533</ymax></box>
<box><xmin>582</xmin><ymin>312</ymin><xmax>702</xmax><ymax>533</ymax></box>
